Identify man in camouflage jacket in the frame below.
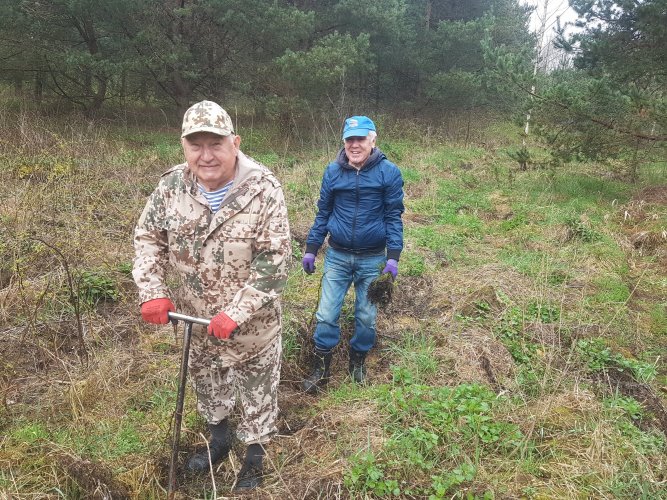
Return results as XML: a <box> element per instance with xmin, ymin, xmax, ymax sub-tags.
<box><xmin>133</xmin><ymin>101</ymin><xmax>291</xmax><ymax>490</ymax></box>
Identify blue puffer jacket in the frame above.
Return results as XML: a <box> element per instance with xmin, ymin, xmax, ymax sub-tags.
<box><xmin>305</xmin><ymin>147</ymin><xmax>404</xmax><ymax>261</ymax></box>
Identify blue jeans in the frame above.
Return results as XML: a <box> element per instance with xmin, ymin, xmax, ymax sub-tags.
<box><xmin>313</xmin><ymin>247</ymin><xmax>385</xmax><ymax>353</ymax></box>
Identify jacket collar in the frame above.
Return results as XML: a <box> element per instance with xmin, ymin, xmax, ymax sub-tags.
<box><xmin>182</xmin><ymin>150</ymin><xmax>262</xmax><ymax>197</ymax></box>
<box><xmin>336</xmin><ymin>147</ymin><xmax>385</xmax><ymax>171</ymax></box>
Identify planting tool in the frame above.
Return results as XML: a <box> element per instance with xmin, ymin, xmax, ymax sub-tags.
<box><xmin>167</xmin><ymin>311</ymin><xmax>210</xmax><ymax>499</ymax></box>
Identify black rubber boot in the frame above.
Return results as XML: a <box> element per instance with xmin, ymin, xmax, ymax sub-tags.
<box><xmin>349</xmin><ymin>348</ymin><xmax>367</xmax><ymax>384</ymax></box>
<box><xmin>186</xmin><ymin>419</ymin><xmax>232</xmax><ymax>472</ymax></box>
<box><xmin>302</xmin><ymin>349</ymin><xmax>332</xmax><ymax>394</ymax></box>
<box><xmin>233</xmin><ymin>443</ymin><xmax>265</xmax><ymax>491</ymax></box>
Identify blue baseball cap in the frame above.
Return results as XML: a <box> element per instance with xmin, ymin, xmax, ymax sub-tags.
<box><xmin>342</xmin><ymin>116</ymin><xmax>376</xmax><ymax>139</ymax></box>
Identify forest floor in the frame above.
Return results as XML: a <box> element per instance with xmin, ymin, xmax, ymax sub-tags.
<box><xmin>0</xmin><ymin>108</ymin><xmax>666</xmax><ymax>499</ymax></box>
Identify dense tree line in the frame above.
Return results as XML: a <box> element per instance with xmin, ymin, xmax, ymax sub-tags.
<box><xmin>0</xmin><ymin>0</ymin><xmax>534</xmax><ymax>118</ymax></box>
<box><xmin>1</xmin><ymin>0</ymin><xmax>664</xmax><ymax>172</ymax></box>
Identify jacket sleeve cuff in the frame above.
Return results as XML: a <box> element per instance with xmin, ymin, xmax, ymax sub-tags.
<box><xmin>387</xmin><ymin>249</ymin><xmax>402</xmax><ymax>261</ymax></box>
<box><xmin>139</xmin><ymin>289</ymin><xmax>172</xmax><ymax>304</ymax></box>
<box><xmin>305</xmin><ymin>243</ymin><xmax>320</xmax><ymax>255</ymax></box>
<box><xmin>224</xmin><ymin>308</ymin><xmax>247</xmax><ymax>328</ymax></box>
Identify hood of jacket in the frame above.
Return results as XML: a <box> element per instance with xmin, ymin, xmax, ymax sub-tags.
<box><xmin>335</xmin><ymin>147</ymin><xmax>385</xmax><ymax>170</ymax></box>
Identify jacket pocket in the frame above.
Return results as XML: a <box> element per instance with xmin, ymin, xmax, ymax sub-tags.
<box><xmin>219</xmin><ymin>216</ymin><xmax>259</xmax><ymax>280</ymax></box>
<box><xmin>168</xmin><ymin>220</ymin><xmax>199</xmax><ymax>267</ymax></box>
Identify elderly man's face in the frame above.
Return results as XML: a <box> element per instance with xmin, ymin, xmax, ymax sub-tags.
<box><xmin>182</xmin><ymin>132</ymin><xmax>240</xmax><ymax>191</ymax></box>
<box><xmin>344</xmin><ymin>134</ymin><xmax>375</xmax><ymax>168</ymax></box>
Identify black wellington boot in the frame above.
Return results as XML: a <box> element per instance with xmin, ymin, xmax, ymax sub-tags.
<box><xmin>186</xmin><ymin>419</ymin><xmax>232</xmax><ymax>472</ymax></box>
<box><xmin>302</xmin><ymin>348</ymin><xmax>333</xmax><ymax>394</ymax></box>
<box><xmin>234</xmin><ymin>443</ymin><xmax>265</xmax><ymax>491</ymax></box>
<box><xmin>349</xmin><ymin>348</ymin><xmax>368</xmax><ymax>384</ymax></box>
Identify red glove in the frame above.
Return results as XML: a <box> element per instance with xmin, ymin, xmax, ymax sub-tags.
<box><xmin>207</xmin><ymin>312</ymin><xmax>238</xmax><ymax>340</ymax></box>
<box><xmin>141</xmin><ymin>298</ymin><xmax>175</xmax><ymax>325</ymax></box>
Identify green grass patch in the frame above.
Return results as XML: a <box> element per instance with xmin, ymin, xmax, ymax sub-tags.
<box><xmin>588</xmin><ymin>275</ymin><xmax>631</xmax><ymax>304</ymax></box>
<box><xmin>387</xmin><ymin>332</ymin><xmax>439</xmax><ymax>385</ymax></box>
<box><xmin>424</xmin><ymin>146</ymin><xmax>486</xmax><ymax>169</ymax></box>
<box><xmin>400</xmin><ymin>166</ymin><xmax>421</xmax><ymax>183</ymax></box>
<box><xmin>498</xmin><ymin>249</ymin><xmax>555</xmax><ymax>279</ymax></box>
<box><xmin>10</xmin><ymin>421</ymin><xmax>50</xmax><ymax>444</ymax></box>
<box><xmin>647</xmin><ymin>303</ymin><xmax>667</xmax><ymax>336</ymax></box>
<box><xmin>281</xmin><ymin>311</ymin><xmax>302</xmax><ymax>362</ymax></box>
<box><xmin>407</xmin><ymin>226</ymin><xmax>464</xmax><ymax>253</ymax></box>
<box><xmin>378</xmin><ymin>139</ymin><xmax>414</xmax><ymax>162</ymax></box>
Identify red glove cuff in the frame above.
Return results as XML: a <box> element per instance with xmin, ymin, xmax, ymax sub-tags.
<box><xmin>141</xmin><ymin>298</ymin><xmax>175</xmax><ymax>325</ymax></box>
<box><xmin>207</xmin><ymin>312</ymin><xmax>238</xmax><ymax>340</ymax></box>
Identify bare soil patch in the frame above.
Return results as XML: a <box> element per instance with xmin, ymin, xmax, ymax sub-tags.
<box><xmin>594</xmin><ymin>368</ymin><xmax>667</xmax><ymax>435</ymax></box>
<box><xmin>634</xmin><ymin>185</ymin><xmax>667</xmax><ymax>206</ymax></box>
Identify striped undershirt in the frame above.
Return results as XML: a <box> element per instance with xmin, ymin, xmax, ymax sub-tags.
<box><xmin>198</xmin><ymin>180</ymin><xmax>233</xmax><ymax>212</ymax></box>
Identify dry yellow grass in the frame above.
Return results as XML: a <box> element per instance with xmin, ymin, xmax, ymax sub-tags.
<box><xmin>1</xmin><ymin>108</ymin><xmax>665</xmax><ymax>498</ymax></box>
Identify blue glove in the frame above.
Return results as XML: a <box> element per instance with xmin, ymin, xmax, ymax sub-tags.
<box><xmin>302</xmin><ymin>253</ymin><xmax>316</xmax><ymax>274</ymax></box>
<box><xmin>382</xmin><ymin>259</ymin><xmax>398</xmax><ymax>280</ymax></box>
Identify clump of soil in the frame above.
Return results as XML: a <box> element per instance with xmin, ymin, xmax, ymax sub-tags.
<box><xmin>440</xmin><ymin>326</ymin><xmax>517</xmax><ymax>392</ymax></box>
<box><xmin>630</xmin><ymin>230</ymin><xmax>666</xmax><ymax>253</ymax></box>
<box><xmin>59</xmin><ymin>453</ymin><xmax>130</xmax><ymax>498</ymax></box>
<box><xmin>367</xmin><ymin>273</ymin><xmax>394</xmax><ymax>308</ymax></box>
<box><xmin>594</xmin><ymin>367</ymin><xmax>667</xmax><ymax>435</ymax></box>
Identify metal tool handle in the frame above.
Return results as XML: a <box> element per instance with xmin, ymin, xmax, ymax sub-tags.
<box><xmin>166</xmin><ymin>311</ymin><xmax>209</xmax><ymax>498</ymax></box>
<box><xmin>168</xmin><ymin>311</ymin><xmax>211</xmax><ymax>326</ymax></box>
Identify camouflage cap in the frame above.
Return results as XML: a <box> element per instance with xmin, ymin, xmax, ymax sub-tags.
<box><xmin>181</xmin><ymin>100</ymin><xmax>234</xmax><ymax>138</ymax></box>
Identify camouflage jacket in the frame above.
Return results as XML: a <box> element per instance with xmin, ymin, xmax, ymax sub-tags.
<box><xmin>133</xmin><ymin>151</ymin><xmax>291</xmax><ymax>365</ymax></box>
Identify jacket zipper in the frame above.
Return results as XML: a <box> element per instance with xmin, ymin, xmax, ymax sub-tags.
<box><xmin>351</xmin><ymin>169</ymin><xmax>360</xmax><ymax>248</ymax></box>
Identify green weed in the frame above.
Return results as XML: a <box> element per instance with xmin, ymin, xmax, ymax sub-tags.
<box><xmin>563</xmin><ymin>213</ymin><xmax>599</xmax><ymax>242</ymax></box>
<box><xmin>639</xmin><ymin>160</ymin><xmax>667</xmax><ymax>184</ymax></box>
<box><xmin>495</xmin><ymin>306</ymin><xmax>539</xmax><ymax>365</ymax></box>
<box><xmin>13</xmin><ymin>154</ymin><xmax>77</xmax><ymax>180</ymax></box>
<box><xmin>341</xmin><ymin>369</ymin><xmax>524</xmax><ymax>497</ymax></box>
<box><xmin>116</xmin><ymin>261</ymin><xmax>133</xmax><ymax>276</ymax></box>
<box><xmin>576</xmin><ymin>339</ymin><xmax>657</xmax><ymax>382</ymax></box>
<box><xmin>526</xmin><ymin>301</ymin><xmax>560</xmax><ymax>323</ymax></box>
<box><xmin>430</xmin><ymin>463</ymin><xmax>478</xmax><ymax>499</ymax></box>
<box><xmin>604</xmin><ymin>396</ymin><xmax>666</xmax><ymax>456</ymax></box>
<box><xmin>408</xmin><ymin>226</ymin><xmax>459</xmax><ymax>253</ymax></box>
<box><xmin>498</xmin><ymin>249</ymin><xmax>550</xmax><ymax>278</ymax></box>
<box><xmin>550</xmin><ymin>174</ymin><xmax>631</xmax><ymax>205</ymax></box>
<box><xmin>253</xmin><ymin>152</ymin><xmax>280</xmax><ymax>166</ymax></box>
<box><xmin>77</xmin><ymin>269</ymin><xmax>120</xmax><ymax>307</ymax></box>
<box><xmin>10</xmin><ymin>421</ymin><xmax>49</xmax><ymax>444</ymax></box>
<box><xmin>379</xmin><ymin>140</ymin><xmax>412</xmax><ymax>161</ymax></box>
<box><xmin>499</xmin><ymin>212</ymin><xmax>527</xmax><ymax>232</ymax></box>
<box><xmin>345</xmin><ymin>451</ymin><xmax>400</xmax><ymax>496</ymax></box>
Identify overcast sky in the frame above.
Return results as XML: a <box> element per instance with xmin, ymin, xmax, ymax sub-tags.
<box><xmin>522</xmin><ymin>0</ymin><xmax>580</xmax><ymax>34</ymax></box>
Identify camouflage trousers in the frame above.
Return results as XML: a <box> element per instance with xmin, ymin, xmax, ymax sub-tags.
<box><xmin>188</xmin><ymin>332</ymin><xmax>281</xmax><ymax>444</ymax></box>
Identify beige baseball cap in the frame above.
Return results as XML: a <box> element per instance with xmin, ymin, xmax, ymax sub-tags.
<box><xmin>181</xmin><ymin>100</ymin><xmax>234</xmax><ymax>138</ymax></box>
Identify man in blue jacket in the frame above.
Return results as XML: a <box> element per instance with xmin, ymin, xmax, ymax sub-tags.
<box><xmin>301</xmin><ymin>116</ymin><xmax>404</xmax><ymax>393</ymax></box>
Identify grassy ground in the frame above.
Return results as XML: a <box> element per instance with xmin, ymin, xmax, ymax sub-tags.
<box><xmin>0</xmin><ymin>104</ymin><xmax>665</xmax><ymax>499</ymax></box>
